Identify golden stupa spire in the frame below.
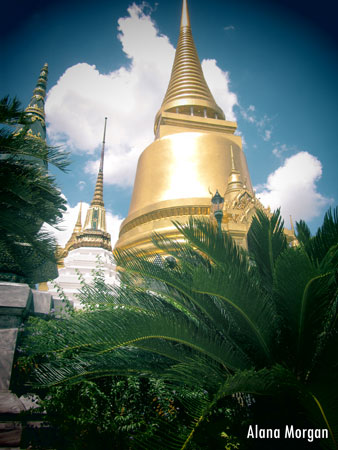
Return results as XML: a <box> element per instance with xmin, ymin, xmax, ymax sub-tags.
<box><xmin>16</xmin><ymin>63</ymin><xmax>48</xmax><ymax>141</ymax></box>
<box><xmin>90</xmin><ymin>117</ymin><xmax>107</xmax><ymax>208</ymax></box>
<box><xmin>60</xmin><ymin>118</ymin><xmax>112</xmax><ymax>256</ymax></box>
<box><xmin>83</xmin><ymin>118</ymin><xmax>108</xmax><ymax>232</ymax></box>
<box><xmin>226</xmin><ymin>145</ymin><xmax>243</xmax><ymax>193</ymax></box>
<box><xmin>155</xmin><ymin>0</ymin><xmax>224</xmax><ymax>133</ymax></box>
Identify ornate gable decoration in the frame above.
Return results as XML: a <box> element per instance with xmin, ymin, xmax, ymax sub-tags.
<box><xmin>224</xmin><ymin>189</ymin><xmax>271</xmax><ymax>225</ymax></box>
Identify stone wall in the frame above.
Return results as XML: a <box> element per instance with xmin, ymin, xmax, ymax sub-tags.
<box><xmin>0</xmin><ymin>282</ymin><xmax>69</xmax><ymax>450</ymax></box>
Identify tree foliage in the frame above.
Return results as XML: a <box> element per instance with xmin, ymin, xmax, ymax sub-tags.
<box><xmin>20</xmin><ymin>376</ymin><xmax>197</xmax><ymax>450</ymax></box>
<box><xmin>0</xmin><ymin>96</ymin><xmax>69</xmax><ymax>284</ymax></box>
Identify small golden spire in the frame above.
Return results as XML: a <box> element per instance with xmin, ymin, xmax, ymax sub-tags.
<box><xmin>226</xmin><ymin>145</ymin><xmax>243</xmax><ymax>193</ymax></box>
<box><xmin>91</xmin><ymin>117</ymin><xmax>107</xmax><ymax>208</ymax></box>
<box><xmin>62</xmin><ymin>119</ymin><xmax>112</xmax><ymax>256</ymax></box>
<box><xmin>99</xmin><ymin>117</ymin><xmax>107</xmax><ymax>172</ymax></box>
<box><xmin>74</xmin><ymin>202</ymin><xmax>83</xmax><ymax>233</ymax></box>
<box><xmin>155</xmin><ymin>0</ymin><xmax>224</xmax><ymax>129</ymax></box>
<box><xmin>63</xmin><ymin>202</ymin><xmax>83</xmax><ymax>253</ymax></box>
<box><xmin>83</xmin><ymin>117</ymin><xmax>108</xmax><ymax>234</ymax></box>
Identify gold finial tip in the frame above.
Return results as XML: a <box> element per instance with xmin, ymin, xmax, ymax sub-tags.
<box><xmin>180</xmin><ymin>0</ymin><xmax>191</xmax><ymax>28</ymax></box>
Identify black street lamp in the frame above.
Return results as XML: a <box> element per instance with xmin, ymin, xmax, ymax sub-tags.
<box><xmin>211</xmin><ymin>190</ymin><xmax>224</xmax><ymax>235</ymax></box>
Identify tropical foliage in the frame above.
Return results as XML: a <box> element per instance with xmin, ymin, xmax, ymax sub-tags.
<box><xmin>0</xmin><ymin>95</ymin><xmax>69</xmax><ymax>284</ymax></box>
<box><xmin>18</xmin><ymin>375</ymin><xmax>199</xmax><ymax>450</ymax></box>
<box><xmin>22</xmin><ymin>207</ymin><xmax>338</xmax><ymax>449</ymax></box>
<box><xmin>15</xmin><ymin>262</ymin><xmax>211</xmax><ymax>449</ymax></box>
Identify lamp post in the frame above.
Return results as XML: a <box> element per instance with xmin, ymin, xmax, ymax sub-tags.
<box><xmin>211</xmin><ymin>190</ymin><xmax>224</xmax><ymax>235</ymax></box>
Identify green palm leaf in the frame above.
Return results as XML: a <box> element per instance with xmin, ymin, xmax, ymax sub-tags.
<box><xmin>247</xmin><ymin>208</ymin><xmax>287</xmax><ymax>293</ymax></box>
<box><xmin>274</xmin><ymin>246</ymin><xmax>337</xmax><ymax>375</ymax></box>
<box><xmin>297</xmin><ymin>207</ymin><xmax>338</xmax><ymax>266</ymax></box>
<box><xmin>296</xmin><ymin>219</ymin><xmax>312</xmax><ymax>246</ymax></box>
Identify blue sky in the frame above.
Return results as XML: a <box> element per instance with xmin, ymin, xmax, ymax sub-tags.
<box><xmin>2</xmin><ymin>0</ymin><xmax>337</xmax><ymax>245</ymax></box>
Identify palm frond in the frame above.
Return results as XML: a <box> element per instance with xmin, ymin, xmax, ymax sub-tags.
<box><xmin>307</xmin><ymin>207</ymin><xmax>338</xmax><ymax>266</ymax></box>
<box><xmin>171</xmin><ymin>217</ymin><xmax>248</xmax><ymax>269</ymax></box>
<box><xmin>0</xmin><ymin>134</ymin><xmax>70</xmax><ymax>172</ymax></box>
<box><xmin>274</xmin><ymin>245</ymin><xmax>337</xmax><ymax>375</ymax></box>
<box><xmin>296</xmin><ymin>219</ymin><xmax>312</xmax><ymax>245</ymax></box>
<box><xmin>116</xmin><ymin>244</ymin><xmax>258</xmax><ymax>370</ymax></box>
<box><xmin>116</xmin><ymin>246</ymin><xmax>231</xmax><ymax>331</ymax></box>
<box><xmin>1</xmin><ymin>96</ymin><xmax>70</xmax><ymax>172</ymax></box>
<box><xmin>247</xmin><ymin>208</ymin><xmax>287</xmax><ymax>293</ymax></box>
<box><xmin>190</xmin><ymin>255</ymin><xmax>276</xmax><ymax>365</ymax></box>
<box><xmin>301</xmin><ymin>380</ymin><xmax>338</xmax><ymax>450</ymax></box>
<box><xmin>29</xmin><ymin>300</ymin><xmax>251</xmax><ymax>388</ymax></box>
<box><xmin>116</xmin><ymin>218</ymin><xmax>276</xmax><ymax>365</ymax></box>
<box><xmin>0</xmin><ymin>95</ymin><xmax>26</xmax><ymax>124</ymax></box>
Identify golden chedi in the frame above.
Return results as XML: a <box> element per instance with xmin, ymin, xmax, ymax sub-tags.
<box><xmin>115</xmin><ymin>0</ymin><xmax>268</xmax><ymax>254</ymax></box>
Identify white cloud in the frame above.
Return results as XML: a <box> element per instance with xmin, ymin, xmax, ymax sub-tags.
<box><xmin>224</xmin><ymin>25</ymin><xmax>235</xmax><ymax>31</ymax></box>
<box><xmin>202</xmin><ymin>59</ymin><xmax>238</xmax><ymax>122</ymax></box>
<box><xmin>263</xmin><ymin>129</ymin><xmax>272</xmax><ymax>141</ymax></box>
<box><xmin>240</xmin><ymin>106</ymin><xmax>255</xmax><ymax>123</ymax></box>
<box><xmin>43</xmin><ymin>201</ymin><xmax>83</xmax><ymax>248</ymax></box>
<box><xmin>272</xmin><ymin>143</ymin><xmax>301</xmax><ymax>158</ymax></box>
<box><xmin>240</xmin><ymin>106</ymin><xmax>273</xmax><ymax>141</ymax></box>
<box><xmin>256</xmin><ymin>151</ymin><xmax>332</xmax><ymax>222</ymax></box>
<box><xmin>44</xmin><ymin>201</ymin><xmax>123</xmax><ymax>248</ymax></box>
<box><xmin>272</xmin><ymin>144</ymin><xmax>288</xmax><ymax>158</ymax></box>
<box><xmin>106</xmin><ymin>211</ymin><xmax>124</xmax><ymax>248</ymax></box>
<box><xmin>46</xmin><ymin>3</ymin><xmax>238</xmax><ymax>188</ymax></box>
<box><xmin>78</xmin><ymin>180</ymin><xmax>86</xmax><ymax>191</ymax></box>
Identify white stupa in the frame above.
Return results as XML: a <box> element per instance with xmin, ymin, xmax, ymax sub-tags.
<box><xmin>45</xmin><ymin>118</ymin><xmax>118</xmax><ymax>308</ymax></box>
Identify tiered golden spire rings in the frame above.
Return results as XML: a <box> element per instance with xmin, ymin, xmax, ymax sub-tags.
<box><xmin>155</xmin><ymin>0</ymin><xmax>224</xmax><ymax>127</ymax></box>
<box><xmin>91</xmin><ymin>117</ymin><xmax>107</xmax><ymax>208</ymax></box>
<box><xmin>33</xmin><ymin>63</ymin><xmax>48</xmax><ymax>97</ymax></box>
<box><xmin>25</xmin><ymin>63</ymin><xmax>48</xmax><ymax>121</ymax></box>
<box><xmin>15</xmin><ymin>63</ymin><xmax>48</xmax><ymax>141</ymax></box>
